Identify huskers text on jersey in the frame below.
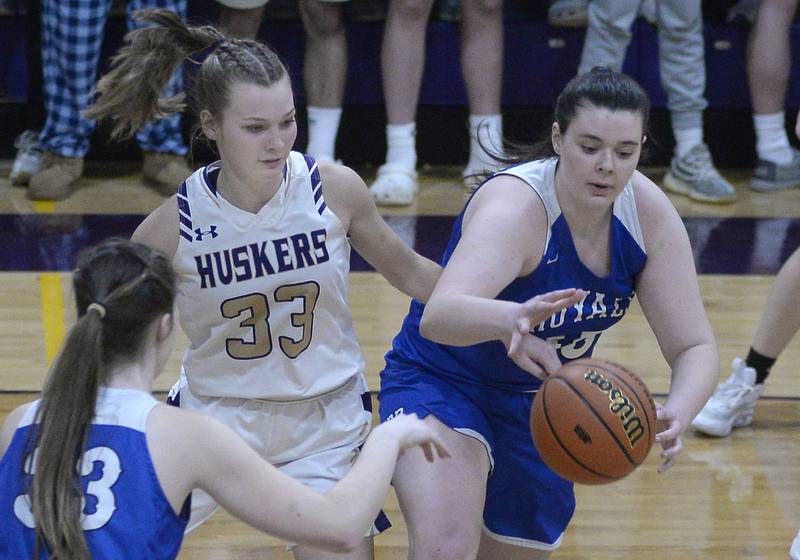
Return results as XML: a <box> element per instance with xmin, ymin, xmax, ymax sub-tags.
<box><xmin>194</xmin><ymin>229</ymin><xmax>330</xmax><ymax>288</ymax></box>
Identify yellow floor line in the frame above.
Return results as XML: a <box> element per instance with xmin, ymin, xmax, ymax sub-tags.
<box><xmin>40</xmin><ymin>273</ymin><xmax>66</xmax><ymax>365</ymax></box>
<box><xmin>33</xmin><ymin>201</ymin><xmax>56</xmax><ymax>213</ymax></box>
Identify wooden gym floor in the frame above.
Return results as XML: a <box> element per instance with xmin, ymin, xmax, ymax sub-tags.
<box><xmin>0</xmin><ymin>163</ymin><xmax>798</xmax><ymax>559</ymax></box>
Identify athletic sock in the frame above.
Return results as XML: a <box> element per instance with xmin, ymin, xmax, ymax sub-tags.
<box><xmin>306</xmin><ymin>106</ymin><xmax>342</xmax><ymax>161</ymax></box>
<box><xmin>468</xmin><ymin>113</ymin><xmax>503</xmax><ymax>166</ymax></box>
<box><xmin>746</xmin><ymin>347</ymin><xmax>777</xmax><ymax>384</ymax></box>
<box><xmin>673</xmin><ymin>127</ymin><xmax>704</xmax><ymax>159</ymax></box>
<box><xmin>754</xmin><ymin>111</ymin><xmax>793</xmax><ymax>165</ymax></box>
<box><xmin>385</xmin><ymin>122</ymin><xmax>417</xmax><ymax>170</ymax></box>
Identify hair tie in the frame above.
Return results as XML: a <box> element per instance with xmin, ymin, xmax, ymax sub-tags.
<box><xmin>187</xmin><ymin>39</ymin><xmax>224</xmax><ymax>66</ymax></box>
<box><xmin>87</xmin><ymin>303</ymin><xmax>107</xmax><ymax>319</ymax></box>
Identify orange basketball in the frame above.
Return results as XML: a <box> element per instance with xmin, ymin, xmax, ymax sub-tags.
<box><xmin>530</xmin><ymin>358</ymin><xmax>657</xmax><ymax>485</ymax></box>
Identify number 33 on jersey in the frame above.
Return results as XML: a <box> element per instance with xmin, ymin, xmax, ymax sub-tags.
<box><xmin>173</xmin><ymin>153</ymin><xmax>367</xmax><ymax>401</ymax></box>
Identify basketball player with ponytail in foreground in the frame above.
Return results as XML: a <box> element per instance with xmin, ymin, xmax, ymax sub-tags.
<box><xmin>378</xmin><ymin>68</ymin><xmax>720</xmax><ymax>559</ymax></box>
<box><xmin>78</xmin><ymin>9</ymin><xmax>582</xmax><ymax>559</ymax></box>
<box><xmin>0</xmin><ymin>239</ymin><xmax>452</xmax><ymax>559</ymax></box>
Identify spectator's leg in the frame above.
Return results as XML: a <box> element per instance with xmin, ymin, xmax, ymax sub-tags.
<box><xmin>460</xmin><ymin>0</ymin><xmax>503</xmax><ymax>181</ymax></box>
<box><xmin>299</xmin><ymin>0</ymin><xmax>346</xmax><ymax>162</ymax></box>
<box><xmin>370</xmin><ymin>0</ymin><xmax>434</xmax><ymax>206</ymax></box>
<box><xmin>218</xmin><ymin>3</ymin><xmax>266</xmax><ymax>39</ymax></box>
<box><xmin>577</xmin><ymin>0</ymin><xmax>639</xmax><ymax>74</ymax></box>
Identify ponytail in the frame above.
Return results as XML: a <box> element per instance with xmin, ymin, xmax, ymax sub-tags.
<box><xmin>84</xmin><ymin>9</ymin><xmax>224</xmax><ymax>139</ymax></box>
<box><xmin>87</xmin><ymin>8</ymin><xmax>290</xmax><ymax>145</ymax></box>
<box><xmin>30</xmin><ymin>312</ymin><xmax>106</xmax><ymax>559</ymax></box>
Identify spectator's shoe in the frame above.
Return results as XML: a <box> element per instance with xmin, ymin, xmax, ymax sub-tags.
<box><xmin>692</xmin><ymin>358</ymin><xmax>765</xmax><ymax>437</ymax></box>
<box><xmin>790</xmin><ymin>530</ymin><xmax>800</xmax><ymax>560</ymax></box>
<box><xmin>370</xmin><ymin>163</ymin><xmax>418</xmax><ymax>206</ymax></box>
<box><xmin>548</xmin><ymin>0</ymin><xmax>588</xmax><ymax>28</ymax></box>
<box><xmin>142</xmin><ymin>151</ymin><xmax>192</xmax><ymax>196</ymax></box>
<box><xmin>750</xmin><ymin>149</ymin><xmax>800</xmax><ymax>192</ymax></box>
<box><xmin>27</xmin><ymin>153</ymin><xmax>83</xmax><ymax>201</ymax></box>
<box><xmin>663</xmin><ymin>143</ymin><xmax>737</xmax><ymax>203</ymax></box>
<box><xmin>10</xmin><ymin>130</ymin><xmax>44</xmax><ymax>186</ymax></box>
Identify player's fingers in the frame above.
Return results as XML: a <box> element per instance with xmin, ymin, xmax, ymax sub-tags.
<box><xmin>431</xmin><ymin>436</ymin><xmax>451</xmax><ymax>459</ymax></box>
<box><xmin>655</xmin><ymin>402</ymin><xmax>670</xmax><ymax>418</ymax></box>
<box><xmin>507</xmin><ymin>329</ymin><xmax>523</xmax><ymax>357</ymax></box>
<box><xmin>657</xmin><ymin>438</ymin><xmax>683</xmax><ymax>473</ymax></box>
<box><xmin>421</xmin><ymin>442</ymin><xmax>435</xmax><ymax>463</ymax></box>
<box><xmin>657</xmin><ymin>454</ymin><xmax>678</xmax><ymax>473</ymax></box>
<box><xmin>516</xmin><ymin>316</ymin><xmax>531</xmax><ymax>337</ymax></box>
<box><xmin>656</xmin><ymin>426</ymin><xmax>680</xmax><ymax>444</ymax></box>
<box><xmin>512</xmin><ymin>353</ymin><xmax>545</xmax><ymax>379</ymax></box>
<box><xmin>532</xmin><ymin>288</ymin><xmax>579</xmax><ymax>304</ymax></box>
<box><xmin>528</xmin><ymin>340</ymin><xmax>560</xmax><ymax>374</ymax></box>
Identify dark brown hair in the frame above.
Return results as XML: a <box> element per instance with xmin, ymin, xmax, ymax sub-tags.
<box><xmin>476</xmin><ymin>67</ymin><xmax>651</xmax><ymax>178</ymax></box>
<box><xmin>27</xmin><ymin>238</ymin><xmax>175</xmax><ymax>559</ymax></box>
<box><xmin>85</xmin><ymin>8</ymin><xmax>288</xmax><ymax>140</ymax></box>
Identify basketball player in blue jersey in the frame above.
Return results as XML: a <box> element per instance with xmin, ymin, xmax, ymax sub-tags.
<box><xmin>0</xmin><ymin>238</ymin><xmax>452</xmax><ymax>559</ymax></box>
<box><xmin>82</xmin><ymin>10</ymin><xmax>583</xmax><ymax>559</ymax></box>
<box><xmin>378</xmin><ymin>67</ymin><xmax>720</xmax><ymax>559</ymax></box>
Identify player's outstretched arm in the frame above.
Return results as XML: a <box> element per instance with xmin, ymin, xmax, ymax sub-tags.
<box><xmin>154</xmin><ymin>408</ymin><xmax>448</xmax><ymax>552</ymax></box>
<box><xmin>319</xmin><ymin>162</ymin><xmax>442</xmax><ymax>302</ymax></box>
<box><xmin>632</xmin><ymin>171</ymin><xmax>719</xmax><ymax>472</ymax></box>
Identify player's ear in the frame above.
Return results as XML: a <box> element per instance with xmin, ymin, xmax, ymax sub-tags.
<box><xmin>551</xmin><ymin>122</ymin><xmax>562</xmax><ymax>156</ymax></box>
<box><xmin>641</xmin><ymin>134</ymin><xmax>648</xmax><ymax>146</ymax></box>
<box><xmin>156</xmin><ymin>312</ymin><xmax>173</xmax><ymax>342</ymax></box>
<box><xmin>200</xmin><ymin>110</ymin><xmax>218</xmax><ymax>141</ymax></box>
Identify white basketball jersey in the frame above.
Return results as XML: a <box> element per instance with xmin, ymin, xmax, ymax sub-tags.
<box><xmin>173</xmin><ymin>152</ymin><xmax>365</xmax><ymax>400</ymax></box>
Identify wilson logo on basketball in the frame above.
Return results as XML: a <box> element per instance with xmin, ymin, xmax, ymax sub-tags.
<box><xmin>583</xmin><ymin>369</ymin><xmax>646</xmax><ymax>447</ymax></box>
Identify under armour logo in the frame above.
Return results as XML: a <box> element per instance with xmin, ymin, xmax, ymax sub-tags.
<box><xmin>195</xmin><ymin>225</ymin><xmax>218</xmax><ymax>241</ymax></box>
<box><xmin>546</xmin><ymin>253</ymin><xmax>559</xmax><ymax>264</ymax></box>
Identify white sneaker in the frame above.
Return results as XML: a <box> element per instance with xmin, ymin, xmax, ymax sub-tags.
<box><xmin>370</xmin><ymin>163</ymin><xmax>418</xmax><ymax>206</ymax></box>
<box><xmin>790</xmin><ymin>529</ymin><xmax>800</xmax><ymax>560</ymax></box>
<box><xmin>10</xmin><ymin>130</ymin><xmax>44</xmax><ymax>186</ymax></box>
<box><xmin>692</xmin><ymin>358</ymin><xmax>765</xmax><ymax>437</ymax></box>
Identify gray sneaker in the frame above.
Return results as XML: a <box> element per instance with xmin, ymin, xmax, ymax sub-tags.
<box><xmin>663</xmin><ymin>143</ymin><xmax>737</xmax><ymax>203</ymax></box>
<box><xmin>10</xmin><ymin>130</ymin><xmax>44</xmax><ymax>187</ymax></box>
<box><xmin>750</xmin><ymin>149</ymin><xmax>800</xmax><ymax>192</ymax></box>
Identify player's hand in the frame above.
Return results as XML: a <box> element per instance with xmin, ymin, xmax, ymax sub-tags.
<box><xmin>654</xmin><ymin>402</ymin><xmax>684</xmax><ymax>473</ymax></box>
<box><xmin>506</xmin><ymin>289</ymin><xmax>586</xmax><ymax>378</ymax></box>
<box><xmin>506</xmin><ymin>332</ymin><xmax>560</xmax><ymax>379</ymax></box>
<box><xmin>377</xmin><ymin>413</ymin><xmax>451</xmax><ymax>462</ymax></box>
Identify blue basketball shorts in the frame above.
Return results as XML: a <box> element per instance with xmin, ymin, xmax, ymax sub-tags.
<box><xmin>379</xmin><ymin>359</ymin><xmax>575</xmax><ymax>550</ymax></box>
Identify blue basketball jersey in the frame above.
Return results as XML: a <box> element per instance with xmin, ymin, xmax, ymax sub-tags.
<box><xmin>386</xmin><ymin>157</ymin><xmax>647</xmax><ymax>391</ymax></box>
<box><xmin>0</xmin><ymin>388</ymin><xmax>189</xmax><ymax>559</ymax></box>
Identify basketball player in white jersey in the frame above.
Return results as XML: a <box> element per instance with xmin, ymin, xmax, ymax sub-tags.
<box><xmin>0</xmin><ymin>238</ymin><xmax>451</xmax><ymax>559</ymax></box>
<box><xmin>83</xmin><ymin>9</ymin><xmax>584</xmax><ymax>559</ymax></box>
